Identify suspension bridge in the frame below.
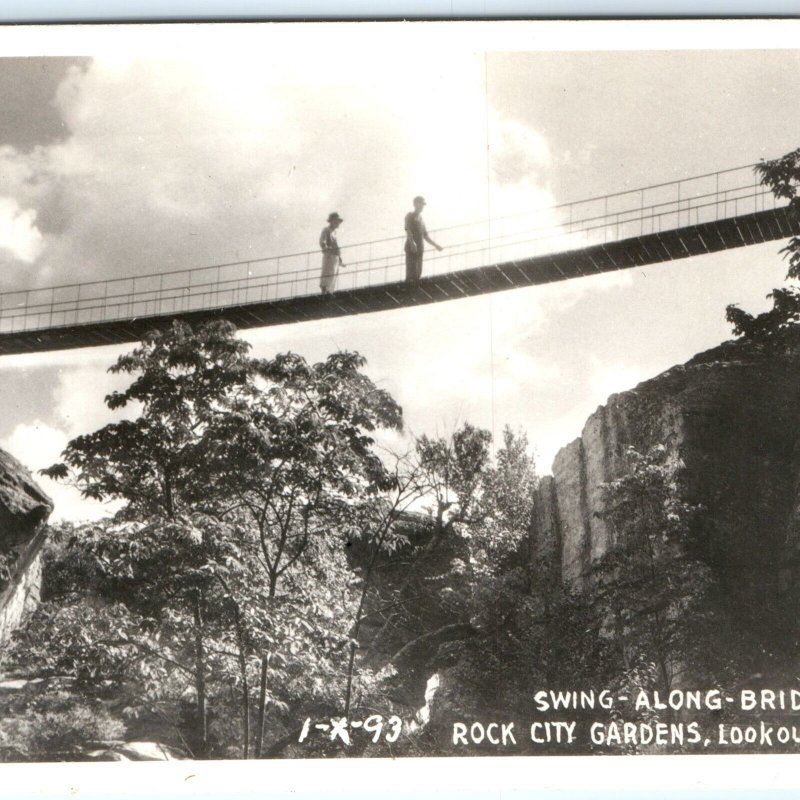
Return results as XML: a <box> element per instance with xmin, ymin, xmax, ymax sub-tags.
<box><xmin>0</xmin><ymin>163</ymin><xmax>797</xmax><ymax>356</ymax></box>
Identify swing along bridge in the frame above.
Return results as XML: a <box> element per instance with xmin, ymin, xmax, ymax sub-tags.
<box><xmin>0</xmin><ymin>163</ymin><xmax>798</xmax><ymax>356</ymax></box>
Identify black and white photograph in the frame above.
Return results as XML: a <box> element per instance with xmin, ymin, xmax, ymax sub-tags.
<box><xmin>2</xmin><ymin>20</ymin><xmax>800</xmax><ymax>776</ymax></box>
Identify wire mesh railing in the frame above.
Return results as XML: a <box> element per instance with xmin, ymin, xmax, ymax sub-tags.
<box><xmin>0</xmin><ymin>164</ymin><xmax>783</xmax><ymax>335</ymax></box>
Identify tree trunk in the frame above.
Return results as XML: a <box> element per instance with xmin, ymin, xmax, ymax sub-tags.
<box><xmin>343</xmin><ymin>641</ymin><xmax>358</xmax><ymax>718</ymax></box>
<box><xmin>239</xmin><ymin>649</ymin><xmax>250</xmax><ymax>759</ymax></box>
<box><xmin>192</xmin><ymin>595</ymin><xmax>209</xmax><ymax>758</ymax></box>
<box><xmin>228</xmin><ymin>601</ymin><xmax>251</xmax><ymax>759</ymax></box>
<box><xmin>255</xmin><ymin>655</ymin><xmax>269</xmax><ymax>758</ymax></box>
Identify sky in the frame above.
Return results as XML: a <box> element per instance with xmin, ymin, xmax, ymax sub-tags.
<box><xmin>0</xmin><ymin>23</ymin><xmax>797</xmax><ymax>521</ymax></box>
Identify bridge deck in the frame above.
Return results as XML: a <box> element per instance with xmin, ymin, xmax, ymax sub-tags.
<box><xmin>1</xmin><ymin>205</ymin><xmax>796</xmax><ymax>356</ymax></box>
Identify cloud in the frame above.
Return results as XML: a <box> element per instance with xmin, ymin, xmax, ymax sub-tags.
<box><xmin>0</xmin><ymin>196</ymin><xmax>43</xmax><ymax>263</ymax></box>
<box><xmin>52</xmin><ymin>362</ymin><xmax>136</xmax><ymax>438</ymax></box>
<box><xmin>0</xmin><ymin>48</ymin><xmax>642</xmax><ymax>519</ymax></box>
<box><xmin>42</xmin><ymin>359</ymin><xmax>137</xmax><ymax>521</ymax></box>
<box><xmin>0</xmin><ymin>56</ymin><xmax>492</xmax><ymax>284</ymax></box>
<box><xmin>1</xmin><ymin>419</ymin><xmax>117</xmax><ymax>522</ymax></box>
<box><xmin>0</xmin><ymin>347</ymin><xmax>137</xmax><ymax>522</ymax></box>
<box><xmin>0</xmin><ymin>50</ymin><xmax>570</xmax><ymax>302</ymax></box>
<box><xmin>2</xmin><ymin>419</ymin><xmax>64</xmax><ymax>472</ymax></box>
<box><xmin>490</xmin><ymin>116</ymin><xmax>551</xmax><ymax>195</ymax></box>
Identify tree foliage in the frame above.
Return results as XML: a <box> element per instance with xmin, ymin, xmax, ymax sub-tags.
<box><xmin>726</xmin><ymin>150</ymin><xmax>800</xmax><ymax>340</ymax></box>
<box><xmin>368</xmin><ymin>424</ymin><xmax>541</xmax><ymax>726</ymax></box>
<box><xmin>0</xmin><ymin>691</ymin><xmax>125</xmax><ymax>762</ymax></box>
<box><xmin>23</xmin><ymin>320</ymin><xmax>405</xmax><ymax>758</ymax></box>
<box><xmin>591</xmin><ymin>445</ymin><xmax>710</xmax><ymax>695</ymax></box>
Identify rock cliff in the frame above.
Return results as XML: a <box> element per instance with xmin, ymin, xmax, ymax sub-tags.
<box><xmin>531</xmin><ymin>332</ymin><xmax>800</xmax><ymax>622</ymax></box>
<box><xmin>0</xmin><ymin>448</ymin><xmax>53</xmax><ymax>643</ymax></box>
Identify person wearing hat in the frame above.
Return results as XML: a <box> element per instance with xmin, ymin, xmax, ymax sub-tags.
<box><xmin>319</xmin><ymin>212</ymin><xmax>346</xmax><ymax>294</ymax></box>
<box><xmin>404</xmin><ymin>196</ymin><xmax>443</xmax><ymax>286</ymax></box>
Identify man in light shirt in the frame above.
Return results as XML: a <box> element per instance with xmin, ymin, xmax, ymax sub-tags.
<box><xmin>404</xmin><ymin>196</ymin><xmax>443</xmax><ymax>286</ymax></box>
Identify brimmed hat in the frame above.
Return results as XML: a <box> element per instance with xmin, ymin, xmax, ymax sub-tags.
<box><xmin>327</xmin><ymin>212</ymin><xmax>344</xmax><ymax>223</ymax></box>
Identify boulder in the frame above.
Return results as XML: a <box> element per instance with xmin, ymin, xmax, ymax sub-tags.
<box><xmin>0</xmin><ymin>447</ymin><xmax>53</xmax><ymax>643</ymax></box>
<box><xmin>0</xmin><ymin>448</ymin><xmax>53</xmax><ymax>550</ymax></box>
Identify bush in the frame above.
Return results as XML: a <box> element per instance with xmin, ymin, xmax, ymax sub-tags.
<box><xmin>0</xmin><ymin>691</ymin><xmax>125</xmax><ymax>761</ymax></box>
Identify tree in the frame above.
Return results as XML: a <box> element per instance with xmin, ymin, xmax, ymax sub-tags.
<box><xmin>726</xmin><ymin>285</ymin><xmax>800</xmax><ymax>340</ymax></box>
<box><xmin>363</xmin><ymin>423</ymin><xmax>493</xmax><ymax>665</ymax></box>
<box><xmin>414</xmin><ymin>426</ymin><xmax>542</xmax><ymax>720</ymax></box>
<box><xmin>187</xmin><ymin>348</ymin><xmax>402</xmax><ymax>749</ymax></box>
<box><xmin>43</xmin><ymin>318</ymin><xmax>265</xmax><ymax>517</ymax></box>
<box><xmin>192</xmin><ymin>349</ymin><xmax>401</xmax><ymax>598</ymax></box>
<box><xmin>752</xmin><ymin>148</ymin><xmax>800</xmax><ymax>279</ymax></box>
<box><xmin>339</xmin><ymin>450</ymin><xmax>425</xmax><ymax>720</ymax></box>
<box><xmin>590</xmin><ymin>446</ymin><xmax>714</xmax><ymax>720</ymax></box>
<box><xmin>456</xmin><ymin>428</ymin><xmax>539</xmax><ymax>704</ymax></box>
<box><xmin>36</xmin><ymin>320</ymin><xmax>404</xmax><ymax>758</ymax></box>
<box><xmin>41</xmin><ymin>320</ymin><xmax>267</xmax><ymax>755</ymax></box>
<box><xmin>352</xmin><ymin>424</ymin><xmax>542</xmax><ymax>743</ymax></box>
<box><xmin>726</xmin><ymin>150</ymin><xmax>800</xmax><ymax>340</ymax></box>
<box><xmin>467</xmin><ymin>426</ymin><xmax>537</xmax><ymax>599</ymax></box>
<box><xmin>8</xmin><ymin>517</ymin><xmax>240</xmax><ymax>757</ymax></box>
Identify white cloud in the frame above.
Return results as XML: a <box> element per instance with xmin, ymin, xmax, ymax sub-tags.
<box><xmin>0</xmin><ymin>347</ymin><xmax>138</xmax><ymax>522</ymax></box>
<box><xmin>0</xmin><ymin>196</ymin><xmax>43</xmax><ymax>263</ymax></box>
<box><xmin>52</xmin><ymin>363</ymin><xmax>136</xmax><ymax>438</ymax></box>
<box><xmin>1</xmin><ymin>419</ymin><xmax>117</xmax><ymax>523</ymax></box>
<box><xmin>0</xmin><ymin>46</ymin><xmax>710</xmax><ymax>517</ymax></box>
<box><xmin>44</xmin><ymin>361</ymin><xmax>138</xmax><ymax>521</ymax></box>
<box><xmin>490</xmin><ymin>116</ymin><xmax>551</xmax><ymax>196</ymax></box>
<box><xmin>2</xmin><ymin>419</ymin><xmax>65</xmax><ymax>473</ymax></box>
<box><xmin>0</xmin><ymin>50</ymin><xmax>570</xmax><ymax>308</ymax></box>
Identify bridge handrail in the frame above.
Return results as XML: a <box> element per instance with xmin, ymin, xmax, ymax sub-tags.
<box><xmin>0</xmin><ymin>162</ymin><xmax>764</xmax><ymax>306</ymax></box>
<box><xmin>1</xmin><ymin>184</ymin><xmax>779</xmax><ymax>329</ymax></box>
<box><xmin>1</xmin><ymin>178</ymin><xmax>770</xmax><ymax>314</ymax></box>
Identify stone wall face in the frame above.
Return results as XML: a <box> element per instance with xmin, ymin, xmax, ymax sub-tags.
<box><xmin>0</xmin><ymin>528</ymin><xmax>47</xmax><ymax>643</ymax></box>
<box><xmin>0</xmin><ymin>449</ymin><xmax>52</xmax><ymax>543</ymax></box>
<box><xmin>0</xmin><ymin>448</ymin><xmax>53</xmax><ymax>643</ymax></box>
<box><xmin>530</xmin><ymin>336</ymin><xmax>800</xmax><ymax>604</ymax></box>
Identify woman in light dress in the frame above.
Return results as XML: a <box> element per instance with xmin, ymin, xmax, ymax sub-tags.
<box><xmin>319</xmin><ymin>212</ymin><xmax>346</xmax><ymax>294</ymax></box>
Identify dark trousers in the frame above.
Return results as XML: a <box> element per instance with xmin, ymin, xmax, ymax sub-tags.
<box><xmin>405</xmin><ymin>250</ymin><xmax>423</xmax><ymax>284</ymax></box>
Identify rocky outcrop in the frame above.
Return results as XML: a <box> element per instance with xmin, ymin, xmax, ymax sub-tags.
<box><xmin>531</xmin><ymin>333</ymin><xmax>800</xmax><ymax>613</ymax></box>
<box><xmin>0</xmin><ymin>448</ymin><xmax>53</xmax><ymax>643</ymax></box>
<box><xmin>0</xmin><ymin>449</ymin><xmax>52</xmax><ymax>547</ymax></box>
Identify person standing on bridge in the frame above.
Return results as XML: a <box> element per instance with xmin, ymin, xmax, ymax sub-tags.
<box><xmin>405</xmin><ymin>196</ymin><xmax>443</xmax><ymax>286</ymax></box>
<box><xmin>319</xmin><ymin>212</ymin><xmax>346</xmax><ymax>294</ymax></box>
